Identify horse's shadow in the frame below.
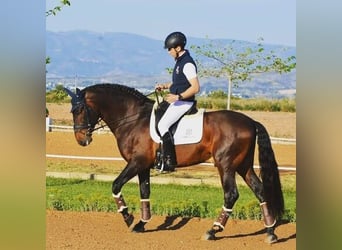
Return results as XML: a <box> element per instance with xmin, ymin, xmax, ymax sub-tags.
<box><xmin>144</xmin><ymin>215</ymin><xmax>191</xmax><ymax>232</ymax></box>
<box><xmin>215</xmin><ymin>219</ymin><xmax>296</xmax><ymax>242</ymax></box>
<box><xmin>145</xmin><ymin>217</ymin><xmax>296</xmax><ymax>243</ymax></box>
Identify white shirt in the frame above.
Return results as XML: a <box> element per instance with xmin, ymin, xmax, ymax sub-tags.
<box><xmin>183</xmin><ymin>62</ymin><xmax>197</xmax><ymax>80</ymax></box>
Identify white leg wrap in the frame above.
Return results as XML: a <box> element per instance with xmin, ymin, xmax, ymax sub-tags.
<box><xmin>213</xmin><ymin>206</ymin><xmax>232</xmax><ymax>230</ymax></box>
<box><xmin>113</xmin><ymin>192</ymin><xmax>127</xmax><ymax>212</ymax></box>
<box><xmin>264</xmin><ymin>219</ymin><xmax>277</xmax><ymax>228</ymax></box>
<box><xmin>112</xmin><ymin>192</ymin><xmax>121</xmax><ymax>198</ymax></box>
<box><xmin>213</xmin><ymin>221</ymin><xmax>225</xmax><ymax>230</ymax></box>
<box><xmin>260</xmin><ymin>202</ymin><xmax>277</xmax><ymax>228</ymax></box>
<box><xmin>117</xmin><ymin>205</ymin><xmax>128</xmax><ymax>213</ymax></box>
<box><xmin>222</xmin><ymin>206</ymin><xmax>233</xmax><ymax>213</ymax></box>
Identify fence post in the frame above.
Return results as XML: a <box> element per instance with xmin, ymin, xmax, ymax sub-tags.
<box><xmin>46</xmin><ymin>117</ymin><xmax>52</xmax><ymax>132</ymax></box>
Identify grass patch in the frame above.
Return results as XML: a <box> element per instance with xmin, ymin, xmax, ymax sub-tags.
<box><xmin>46</xmin><ymin>177</ymin><xmax>296</xmax><ymax>222</ymax></box>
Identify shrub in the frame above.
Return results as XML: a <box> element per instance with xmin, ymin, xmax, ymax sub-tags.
<box><xmin>46</xmin><ymin>177</ymin><xmax>296</xmax><ymax>222</ymax></box>
<box><xmin>196</xmin><ymin>96</ymin><xmax>296</xmax><ymax>112</ymax></box>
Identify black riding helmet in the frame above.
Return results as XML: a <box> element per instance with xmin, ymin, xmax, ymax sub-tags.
<box><xmin>164</xmin><ymin>32</ymin><xmax>187</xmax><ymax>49</ymax></box>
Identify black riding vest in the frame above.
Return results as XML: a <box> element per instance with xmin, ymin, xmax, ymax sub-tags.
<box><xmin>170</xmin><ymin>50</ymin><xmax>197</xmax><ymax>101</ymax></box>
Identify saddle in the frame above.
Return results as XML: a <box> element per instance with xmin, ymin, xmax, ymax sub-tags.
<box><xmin>149</xmin><ymin>101</ymin><xmax>205</xmax><ymax>145</ymax></box>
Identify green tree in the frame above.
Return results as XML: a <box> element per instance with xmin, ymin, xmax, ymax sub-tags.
<box><xmin>191</xmin><ymin>38</ymin><xmax>296</xmax><ymax>109</ymax></box>
<box><xmin>46</xmin><ymin>0</ymin><xmax>71</xmax><ymax>17</ymax></box>
<box><xmin>46</xmin><ymin>1</ymin><xmax>71</xmax><ymax>67</ymax></box>
<box><xmin>55</xmin><ymin>84</ymin><xmax>68</xmax><ymax>99</ymax></box>
<box><xmin>46</xmin><ymin>84</ymin><xmax>68</xmax><ymax>102</ymax></box>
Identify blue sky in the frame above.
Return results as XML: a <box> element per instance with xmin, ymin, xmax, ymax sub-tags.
<box><xmin>46</xmin><ymin>0</ymin><xmax>296</xmax><ymax>46</ymax></box>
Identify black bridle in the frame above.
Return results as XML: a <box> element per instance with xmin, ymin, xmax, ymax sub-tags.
<box><xmin>71</xmin><ymin>100</ymin><xmax>101</xmax><ymax>136</ymax></box>
<box><xmin>63</xmin><ymin>87</ymin><xmax>100</xmax><ymax>136</ymax></box>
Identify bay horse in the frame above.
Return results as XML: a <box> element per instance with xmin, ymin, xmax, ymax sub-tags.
<box><xmin>64</xmin><ymin>83</ymin><xmax>284</xmax><ymax>243</ymax></box>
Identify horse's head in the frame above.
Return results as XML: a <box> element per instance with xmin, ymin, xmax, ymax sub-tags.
<box><xmin>64</xmin><ymin>87</ymin><xmax>100</xmax><ymax>146</ymax></box>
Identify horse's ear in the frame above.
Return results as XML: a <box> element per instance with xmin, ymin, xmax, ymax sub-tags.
<box><xmin>76</xmin><ymin>88</ymin><xmax>81</xmax><ymax>95</ymax></box>
<box><xmin>63</xmin><ymin>87</ymin><xmax>76</xmax><ymax>99</ymax></box>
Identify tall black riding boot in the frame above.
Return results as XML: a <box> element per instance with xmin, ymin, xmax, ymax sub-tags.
<box><xmin>161</xmin><ymin>132</ymin><xmax>177</xmax><ymax>172</ymax></box>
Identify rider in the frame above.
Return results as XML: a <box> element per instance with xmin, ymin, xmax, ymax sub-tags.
<box><xmin>155</xmin><ymin>31</ymin><xmax>200</xmax><ymax>172</ymax></box>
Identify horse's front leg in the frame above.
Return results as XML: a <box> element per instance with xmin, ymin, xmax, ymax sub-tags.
<box><xmin>112</xmin><ymin>162</ymin><xmax>139</xmax><ymax>228</ymax></box>
<box><xmin>131</xmin><ymin>168</ymin><xmax>151</xmax><ymax>233</ymax></box>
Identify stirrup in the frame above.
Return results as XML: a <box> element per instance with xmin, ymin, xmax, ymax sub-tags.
<box><xmin>155</xmin><ymin>160</ymin><xmax>175</xmax><ymax>173</ymax></box>
<box><xmin>153</xmin><ymin>152</ymin><xmax>175</xmax><ymax>172</ymax></box>
<box><xmin>154</xmin><ymin>149</ymin><xmax>163</xmax><ymax>170</ymax></box>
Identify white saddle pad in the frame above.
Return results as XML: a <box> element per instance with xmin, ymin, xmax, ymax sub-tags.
<box><xmin>149</xmin><ymin>104</ymin><xmax>204</xmax><ymax>145</ymax></box>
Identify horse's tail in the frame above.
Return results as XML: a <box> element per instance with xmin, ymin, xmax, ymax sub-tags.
<box><xmin>255</xmin><ymin>121</ymin><xmax>285</xmax><ymax>219</ymax></box>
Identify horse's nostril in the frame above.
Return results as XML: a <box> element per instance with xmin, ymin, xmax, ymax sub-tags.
<box><xmin>86</xmin><ymin>137</ymin><xmax>93</xmax><ymax>145</ymax></box>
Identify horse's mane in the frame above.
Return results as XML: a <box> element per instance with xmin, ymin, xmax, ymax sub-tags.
<box><xmin>83</xmin><ymin>83</ymin><xmax>153</xmax><ymax>104</ymax></box>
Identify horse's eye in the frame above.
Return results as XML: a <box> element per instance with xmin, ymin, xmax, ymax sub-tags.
<box><xmin>71</xmin><ymin>105</ymin><xmax>84</xmax><ymax>114</ymax></box>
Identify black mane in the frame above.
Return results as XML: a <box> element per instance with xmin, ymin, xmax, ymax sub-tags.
<box><xmin>83</xmin><ymin>83</ymin><xmax>153</xmax><ymax>104</ymax></box>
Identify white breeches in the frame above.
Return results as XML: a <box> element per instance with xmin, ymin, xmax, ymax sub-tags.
<box><xmin>157</xmin><ymin>101</ymin><xmax>194</xmax><ymax>136</ymax></box>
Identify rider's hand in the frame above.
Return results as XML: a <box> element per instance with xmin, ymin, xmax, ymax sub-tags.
<box><xmin>155</xmin><ymin>83</ymin><xmax>163</xmax><ymax>91</ymax></box>
<box><xmin>165</xmin><ymin>93</ymin><xmax>179</xmax><ymax>103</ymax></box>
<box><xmin>155</xmin><ymin>83</ymin><xmax>170</xmax><ymax>91</ymax></box>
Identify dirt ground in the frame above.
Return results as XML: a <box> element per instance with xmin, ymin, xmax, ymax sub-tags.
<box><xmin>46</xmin><ymin>210</ymin><xmax>296</xmax><ymax>250</ymax></box>
<box><xmin>46</xmin><ymin>103</ymin><xmax>296</xmax><ymax>249</ymax></box>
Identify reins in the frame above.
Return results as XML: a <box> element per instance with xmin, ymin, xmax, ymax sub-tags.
<box><xmin>86</xmin><ymin>90</ymin><xmax>159</xmax><ymax>133</ymax></box>
<box><xmin>90</xmin><ymin>110</ymin><xmax>151</xmax><ymax>133</ymax></box>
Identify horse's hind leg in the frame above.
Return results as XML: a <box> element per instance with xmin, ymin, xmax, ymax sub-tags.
<box><xmin>242</xmin><ymin>168</ymin><xmax>278</xmax><ymax>244</ymax></box>
<box><xmin>204</xmin><ymin>169</ymin><xmax>238</xmax><ymax>240</ymax></box>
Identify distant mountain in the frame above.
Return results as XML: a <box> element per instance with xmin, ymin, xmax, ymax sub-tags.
<box><xmin>46</xmin><ymin>31</ymin><xmax>295</xmax><ymax>77</ymax></box>
<box><xmin>46</xmin><ymin>31</ymin><xmax>171</xmax><ymax>77</ymax></box>
<box><xmin>46</xmin><ymin>30</ymin><xmax>296</xmax><ymax>98</ymax></box>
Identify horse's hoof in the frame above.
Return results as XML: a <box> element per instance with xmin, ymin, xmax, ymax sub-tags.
<box><xmin>265</xmin><ymin>233</ymin><xmax>278</xmax><ymax>244</ymax></box>
<box><xmin>131</xmin><ymin>221</ymin><xmax>146</xmax><ymax>233</ymax></box>
<box><xmin>124</xmin><ymin>214</ymin><xmax>134</xmax><ymax>227</ymax></box>
<box><xmin>202</xmin><ymin>230</ymin><xmax>216</xmax><ymax>240</ymax></box>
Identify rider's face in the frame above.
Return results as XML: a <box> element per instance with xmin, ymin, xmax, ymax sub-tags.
<box><xmin>168</xmin><ymin>46</ymin><xmax>181</xmax><ymax>59</ymax></box>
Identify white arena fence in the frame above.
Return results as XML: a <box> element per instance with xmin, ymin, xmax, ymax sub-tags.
<box><xmin>46</xmin><ymin>154</ymin><xmax>296</xmax><ymax>172</ymax></box>
<box><xmin>46</xmin><ymin>119</ymin><xmax>296</xmax><ymax>172</ymax></box>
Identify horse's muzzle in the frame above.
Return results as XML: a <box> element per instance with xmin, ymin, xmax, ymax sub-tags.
<box><xmin>78</xmin><ymin>137</ymin><xmax>93</xmax><ymax>146</ymax></box>
<box><xmin>74</xmin><ymin>131</ymin><xmax>93</xmax><ymax>146</ymax></box>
